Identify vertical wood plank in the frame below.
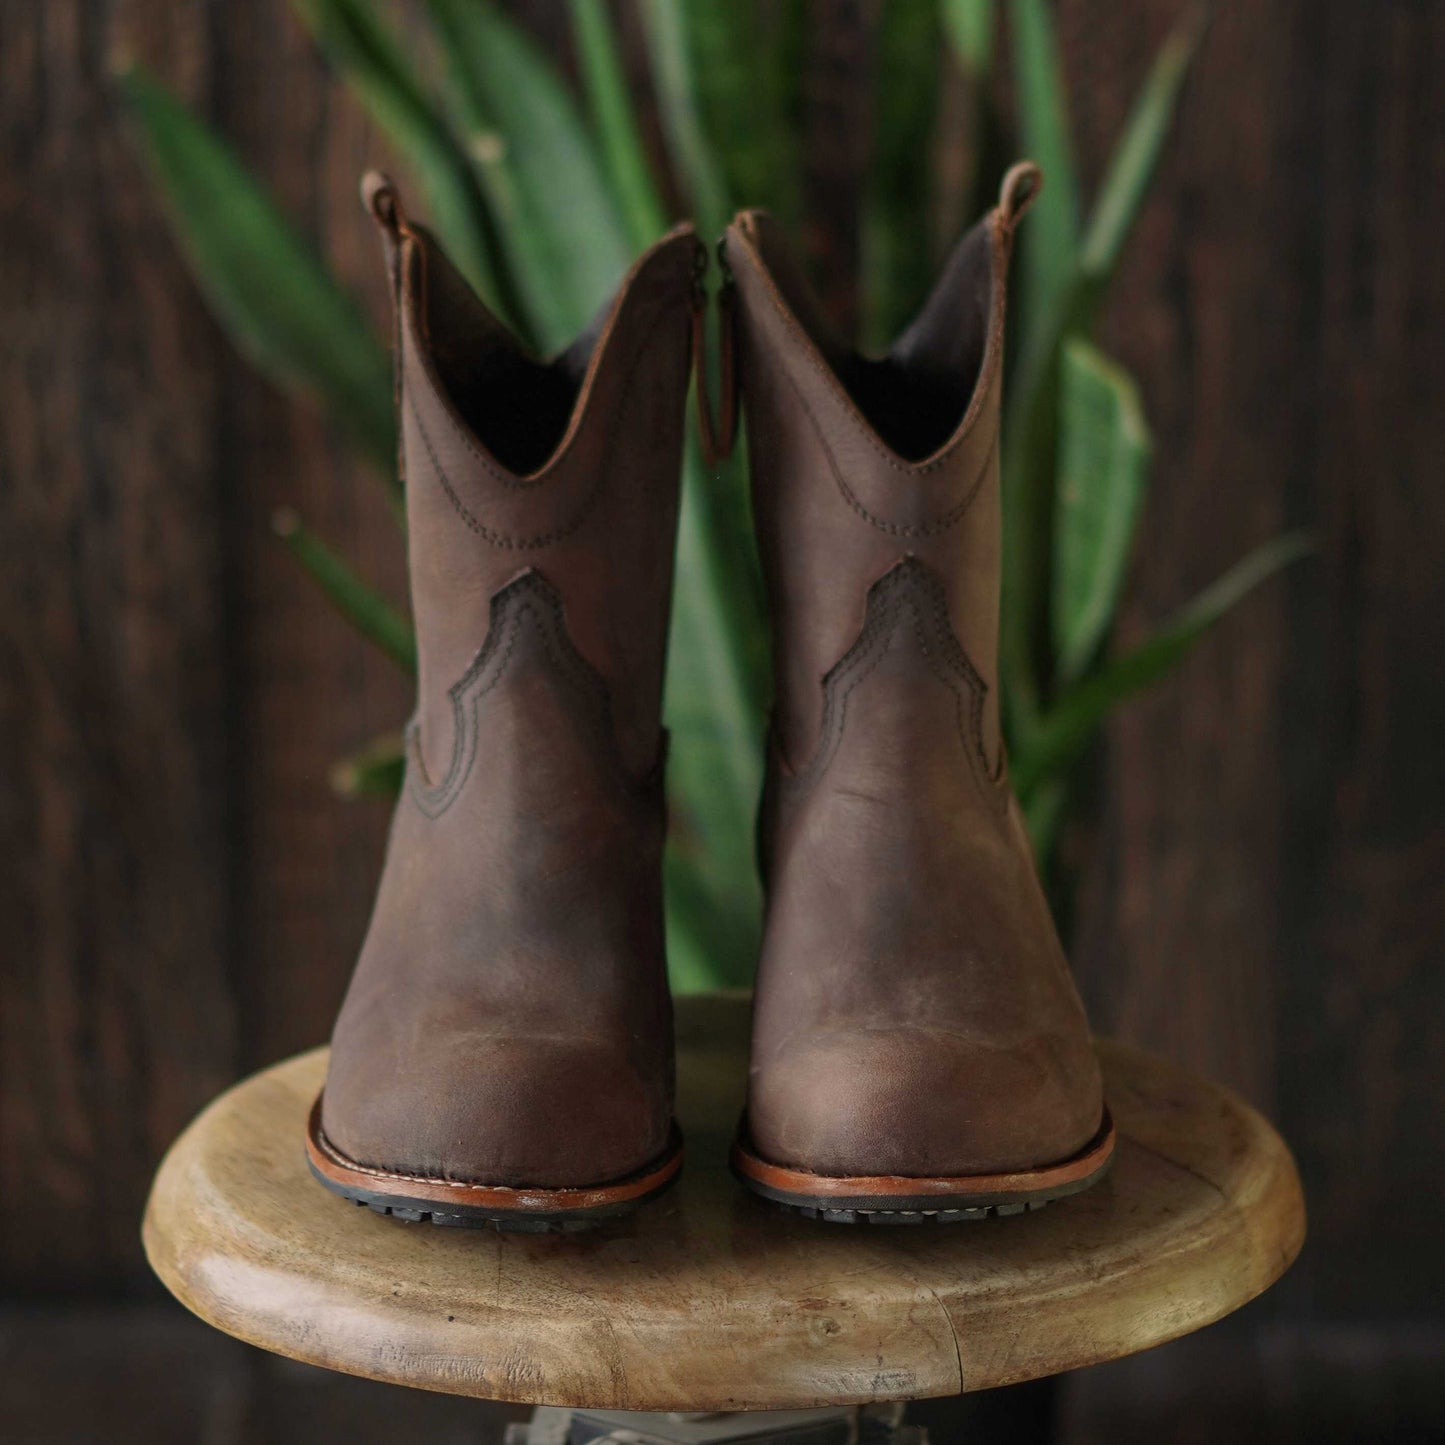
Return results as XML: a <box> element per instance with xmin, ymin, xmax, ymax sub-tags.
<box><xmin>0</xmin><ymin>0</ymin><xmax>414</xmax><ymax>1289</ymax></box>
<box><xmin>1064</xmin><ymin>0</ymin><xmax>1297</xmax><ymax>1114</ymax></box>
<box><xmin>1268</xmin><ymin>0</ymin><xmax>1445</xmax><ymax>1319</ymax></box>
<box><xmin>800</xmin><ymin>0</ymin><xmax>875</xmax><ymax>334</ymax></box>
<box><xmin>0</xmin><ymin>0</ymin><xmax>238</xmax><ymax>1289</ymax></box>
<box><xmin>211</xmin><ymin>1</ymin><xmax>409</xmax><ymax>1074</ymax></box>
<box><xmin>1057</xmin><ymin>0</ymin><xmax>1445</xmax><ymax>1339</ymax></box>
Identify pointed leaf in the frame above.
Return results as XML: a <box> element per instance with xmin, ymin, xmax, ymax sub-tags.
<box><xmin>273</xmin><ymin>508</ymin><xmax>416</xmax><ymax>673</ymax></box>
<box><xmin>1000</xmin><ymin>268</ymin><xmax>1100</xmax><ymax>731</ymax></box>
<box><xmin>641</xmin><ymin>0</ymin><xmax>733</xmax><ymax>245</ymax></box>
<box><xmin>862</xmin><ymin>0</ymin><xmax>945</xmax><ymax>348</ymax></box>
<box><xmin>288</xmin><ymin>0</ymin><xmax>521</xmax><ymax>330</ymax></box>
<box><xmin>1013</xmin><ymin>531</ymin><xmax>1312</xmax><ymax>796</ymax></box>
<box><xmin>997</xmin><ymin>0</ymin><xmax>1093</xmax><ymax>719</ymax></box>
<box><xmin>766</xmin><ymin>1</ymin><xmax>812</xmax><ymax>205</ymax></box>
<box><xmin>664</xmin><ymin>849</ymin><xmax>732</xmax><ymax>994</ymax></box>
<box><xmin>1008</xmin><ymin>0</ymin><xmax>1080</xmax><ymax>341</ymax></box>
<box><xmin>1003</xmin><ymin>7</ymin><xmax>1205</xmax><ymax>691</ymax></box>
<box><xmin>943</xmin><ymin>0</ymin><xmax>1007</xmax><ymax>244</ymax></box>
<box><xmin>567</xmin><ymin>0</ymin><xmax>670</xmax><ymax>252</ymax></box>
<box><xmin>1022</xmin><ymin>776</ymin><xmax>1068</xmax><ymax>868</ymax></box>
<box><xmin>662</xmin><ymin>442</ymin><xmax>769</xmax><ymax>989</ymax></box>
<box><xmin>120</xmin><ymin>65</ymin><xmax>396</xmax><ymax>481</ymax></box>
<box><xmin>1081</xmin><ymin>5</ymin><xmax>1206</xmax><ymax>282</ymax></box>
<box><xmin>1051</xmin><ymin>338</ymin><xmax>1152</xmax><ymax>683</ymax></box>
<box><xmin>671</xmin><ymin>1</ymin><xmax>800</xmax><ymax>229</ymax></box>
<box><xmin>426</xmin><ymin>0</ymin><xmax>634</xmax><ymax>352</ymax></box>
<box><xmin>330</xmin><ymin>733</ymin><xmax>405</xmax><ymax>798</ymax></box>
<box><xmin>944</xmin><ymin>0</ymin><xmax>997</xmax><ymax>79</ymax></box>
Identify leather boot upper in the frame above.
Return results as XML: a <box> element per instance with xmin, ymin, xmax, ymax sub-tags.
<box><xmin>321</xmin><ymin>183</ymin><xmax>695</xmax><ymax>1189</ymax></box>
<box><xmin>729</xmin><ymin>166</ymin><xmax>1106</xmax><ymax>1179</ymax></box>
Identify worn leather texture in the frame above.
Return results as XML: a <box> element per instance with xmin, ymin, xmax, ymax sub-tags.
<box><xmin>729</xmin><ymin>167</ymin><xmax>1107</xmax><ymax>1179</ymax></box>
<box><xmin>320</xmin><ymin>182</ymin><xmax>695</xmax><ymax>1189</ymax></box>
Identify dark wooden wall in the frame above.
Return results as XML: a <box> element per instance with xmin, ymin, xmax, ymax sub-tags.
<box><xmin>1062</xmin><ymin>0</ymin><xmax>1445</xmax><ymax>1324</ymax></box>
<box><xmin>1</xmin><ymin>0</ymin><xmax>410</xmax><ymax>1294</ymax></box>
<box><xmin>1</xmin><ymin>0</ymin><xmax>1440</xmax><ymax>1437</ymax></box>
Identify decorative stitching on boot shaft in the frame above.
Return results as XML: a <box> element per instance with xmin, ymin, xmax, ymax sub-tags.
<box><xmin>778</xmin><ymin>356</ymin><xmax>999</xmax><ymax>536</ymax></box>
<box><xmin>783</xmin><ymin>557</ymin><xmax>1003</xmax><ymax>814</ymax></box>
<box><xmin>408</xmin><ymin>569</ymin><xmax>631</xmax><ymax>818</ymax></box>
<box><xmin>405</xmin><ymin>292</ymin><xmax>683</xmax><ymax>549</ymax></box>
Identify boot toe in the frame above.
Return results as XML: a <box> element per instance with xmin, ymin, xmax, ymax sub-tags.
<box><xmin>322</xmin><ymin>1033</ymin><xmax>670</xmax><ymax>1190</ymax></box>
<box><xmin>748</xmin><ymin>1024</ymin><xmax>1103</xmax><ymax>1180</ymax></box>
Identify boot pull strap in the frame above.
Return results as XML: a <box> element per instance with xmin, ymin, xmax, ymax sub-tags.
<box><xmin>692</xmin><ymin>237</ymin><xmax>739</xmax><ymax>467</ymax></box>
<box><xmin>362</xmin><ymin>170</ymin><xmax>408</xmax><ymax>287</ymax></box>
<box><xmin>998</xmin><ymin>161</ymin><xmax>1043</xmax><ymax>236</ymax></box>
<box><xmin>362</xmin><ymin>170</ymin><xmax>410</xmax><ymax>490</ymax></box>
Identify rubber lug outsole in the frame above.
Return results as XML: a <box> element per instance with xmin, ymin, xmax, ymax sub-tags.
<box><xmin>304</xmin><ymin>1161</ymin><xmax>671</xmax><ymax>1232</ymax></box>
<box><xmin>730</xmin><ymin>1109</ymin><xmax>1116</xmax><ymax>1223</ymax></box>
<box><xmin>306</xmin><ymin>1094</ymin><xmax>683</xmax><ymax>1233</ymax></box>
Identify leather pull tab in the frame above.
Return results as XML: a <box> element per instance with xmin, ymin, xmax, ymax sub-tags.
<box><xmin>362</xmin><ymin>169</ymin><xmax>409</xmax><ymax>494</ymax></box>
<box><xmin>998</xmin><ymin>161</ymin><xmax>1043</xmax><ymax>233</ymax></box>
<box><xmin>361</xmin><ymin>169</ymin><xmax>408</xmax><ymax>294</ymax></box>
<box><xmin>693</xmin><ymin>239</ymin><xmax>738</xmax><ymax>467</ymax></box>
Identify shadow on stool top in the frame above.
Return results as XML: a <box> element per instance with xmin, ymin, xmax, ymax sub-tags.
<box><xmin>143</xmin><ymin>992</ymin><xmax>1304</xmax><ymax>1413</ymax></box>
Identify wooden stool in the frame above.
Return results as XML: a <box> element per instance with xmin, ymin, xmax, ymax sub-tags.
<box><xmin>144</xmin><ymin>993</ymin><xmax>1304</xmax><ymax>1443</ymax></box>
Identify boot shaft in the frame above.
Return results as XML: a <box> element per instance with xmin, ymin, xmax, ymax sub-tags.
<box><xmin>371</xmin><ymin>178</ymin><xmax>696</xmax><ymax>785</ymax></box>
<box><xmin>727</xmin><ymin>166</ymin><xmax>1039</xmax><ymax>785</ymax></box>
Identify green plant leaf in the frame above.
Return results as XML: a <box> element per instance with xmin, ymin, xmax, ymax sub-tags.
<box><xmin>567</xmin><ymin>0</ymin><xmax>670</xmax><ymax>252</ymax></box>
<box><xmin>273</xmin><ymin>508</ymin><xmax>417</xmax><ymax>673</ymax></box>
<box><xmin>637</xmin><ymin>4</ymin><xmax>775</xmax><ymax>988</ymax></box>
<box><xmin>1012</xmin><ymin>531</ymin><xmax>1311</xmax><ymax>796</ymax></box>
<box><xmin>1000</xmin><ymin>271</ymin><xmax>1099</xmax><ymax>733</ymax></box>
<box><xmin>862</xmin><ymin>0</ymin><xmax>945</xmax><ymax>348</ymax></box>
<box><xmin>1022</xmin><ymin>775</ymin><xmax>1068</xmax><ymax>867</ymax></box>
<box><xmin>641</xmin><ymin>0</ymin><xmax>733</xmax><ymax>245</ymax></box>
<box><xmin>1010</xmin><ymin>7</ymin><xmax>1204</xmax><ymax>426</ymax></box>
<box><xmin>330</xmin><ymin>733</ymin><xmax>405</xmax><ymax>798</ymax></box>
<box><xmin>288</xmin><ymin>0</ymin><xmax>521</xmax><ymax>331</ymax></box>
<box><xmin>1051</xmin><ymin>338</ymin><xmax>1152</xmax><ymax>684</ymax></box>
<box><xmin>662</xmin><ymin>442</ymin><xmax>769</xmax><ymax>990</ymax></box>
<box><xmin>943</xmin><ymin>0</ymin><xmax>996</xmax><ymax>78</ymax></box>
<box><xmin>1080</xmin><ymin>4</ymin><xmax>1206</xmax><ymax>282</ymax></box>
<box><xmin>942</xmin><ymin>0</ymin><xmax>1007</xmax><ymax>242</ymax></box>
<box><xmin>997</xmin><ymin>0</ymin><xmax>1090</xmax><ymax>722</ymax></box>
<box><xmin>426</xmin><ymin>0</ymin><xmax>634</xmax><ymax>353</ymax></box>
<box><xmin>664</xmin><ymin>774</ymin><xmax>761</xmax><ymax>993</ymax></box>
<box><xmin>674</xmin><ymin>1</ymin><xmax>800</xmax><ymax>230</ymax></box>
<box><xmin>1001</xmin><ymin>10</ymin><xmax>1204</xmax><ymax>722</ymax></box>
<box><xmin>663</xmin><ymin>850</ymin><xmax>723</xmax><ymax>994</ymax></box>
<box><xmin>119</xmin><ymin>65</ymin><xmax>397</xmax><ymax>484</ymax></box>
<box><xmin>765</xmin><ymin>0</ymin><xmax>811</xmax><ymax>210</ymax></box>
<box><xmin>1008</xmin><ymin>0</ymin><xmax>1080</xmax><ymax>344</ymax></box>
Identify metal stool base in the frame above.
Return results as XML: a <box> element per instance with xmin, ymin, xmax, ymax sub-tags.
<box><xmin>506</xmin><ymin>1404</ymin><xmax>926</xmax><ymax>1444</ymax></box>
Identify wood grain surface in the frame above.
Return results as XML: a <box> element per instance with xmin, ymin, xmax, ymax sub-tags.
<box><xmin>143</xmin><ymin>993</ymin><xmax>1304</xmax><ymax>1411</ymax></box>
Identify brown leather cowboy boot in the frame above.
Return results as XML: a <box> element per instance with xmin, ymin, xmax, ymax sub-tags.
<box><xmin>725</xmin><ymin>164</ymin><xmax>1115</xmax><ymax>1221</ymax></box>
<box><xmin>306</xmin><ymin>175</ymin><xmax>695</xmax><ymax>1230</ymax></box>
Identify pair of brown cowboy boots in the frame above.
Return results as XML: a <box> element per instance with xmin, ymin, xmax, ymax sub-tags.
<box><xmin>306</xmin><ymin>164</ymin><xmax>1115</xmax><ymax>1232</ymax></box>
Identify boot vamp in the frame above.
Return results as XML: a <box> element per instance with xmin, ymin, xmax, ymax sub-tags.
<box><xmin>322</xmin><ymin>621</ymin><xmax>671</xmax><ymax>1190</ymax></box>
<box><xmin>751</xmin><ymin>647</ymin><xmax>1103</xmax><ymax>1179</ymax></box>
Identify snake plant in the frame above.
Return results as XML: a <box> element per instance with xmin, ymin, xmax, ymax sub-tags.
<box><xmin>122</xmin><ymin>0</ymin><xmax>1304</xmax><ymax>989</ymax></box>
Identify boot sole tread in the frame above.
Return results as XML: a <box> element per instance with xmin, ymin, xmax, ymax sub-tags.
<box><xmin>730</xmin><ymin>1109</ymin><xmax>1116</xmax><ymax>1222</ymax></box>
<box><xmin>305</xmin><ymin>1093</ymin><xmax>683</xmax><ymax>1232</ymax></box>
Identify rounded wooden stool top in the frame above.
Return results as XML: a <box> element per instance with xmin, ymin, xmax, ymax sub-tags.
<box><xmin>143</xmin><ymin>993</ymin><xmax>1304</xmax><ymax>1412</ymax></box>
